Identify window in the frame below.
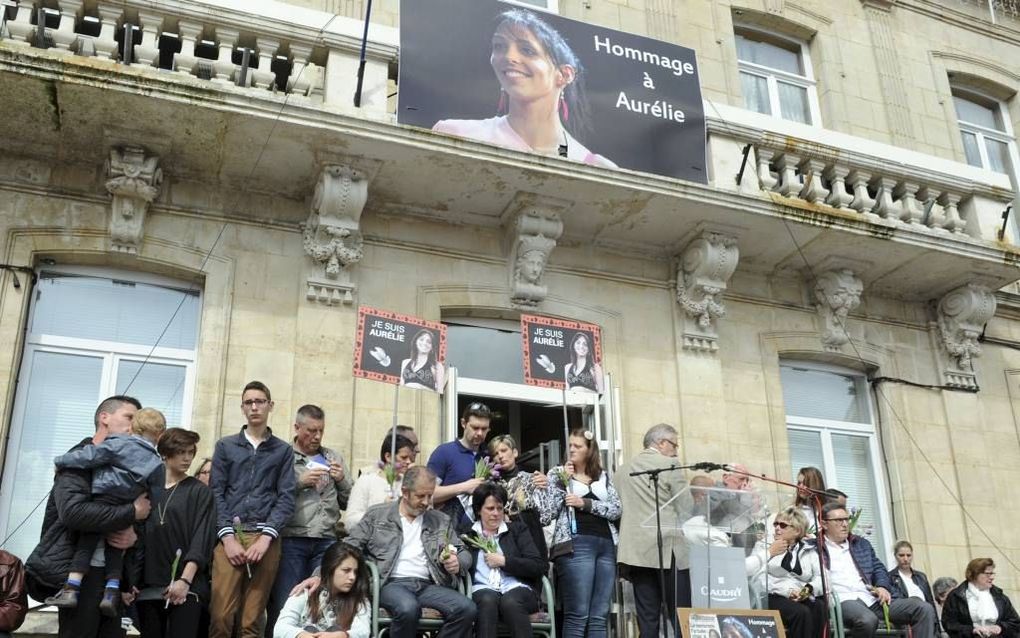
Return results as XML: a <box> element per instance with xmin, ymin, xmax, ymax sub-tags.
<box><xmin>735</xmin><ymin>28</ymin><xmax>820</xmax><ymax>125</ymax></box>
<box><xmin>503</xmin><ymin>0</ymin><xmax>558</xmax><ymax>12</ymax></box>
<box><xmin>780</xmin><ymin>362</ymin><xmax>894</xmax><ymax>559</ymax></box>
<box><xmin>952</xmin><ymin>89</ymin><xmax>1017</xmax><ymax>176</ymax></box>
<box><xmin>0</xmin><ymin>267</ymin><xmax>201</xmax><ymax>562</ymax></box>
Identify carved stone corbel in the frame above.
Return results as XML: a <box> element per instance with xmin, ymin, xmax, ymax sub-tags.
<box><xmin>675</xmin><ymin>230</ymin><xmax>739</xmax><ymax>352</ymax></box>
<box><xmin>104</xmin><ymin>146</ymin><xmax>163</xmax><ymax>255</ymax></box>
<box><xmin>303</xmin><ymin>164</ymin><xmax>368</xmax><ymax>306</ymax></box>
<box><xmin>934</xmin><ymin>283</ymin><xmax>996</xmax><ymax>388</ymax></box>
<box><xmin>502</xmin><ymin>193</ymin><xmax>567</xmax><ymax>308</ymax></box>
<box><xmin>813</xmin><ymin>269</ymin><xmax>864</xmax><ymax>351</ymax></box>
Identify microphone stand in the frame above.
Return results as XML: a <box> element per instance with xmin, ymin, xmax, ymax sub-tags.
<box><xmin>716</xmin><ymin>464</ymin><xmax>833</xmax><ymax>638</ymax></box>
<box><xmin>629</xmin><ymin>462</ymin><xmax>705</xmax><ymax>638</ymax></box>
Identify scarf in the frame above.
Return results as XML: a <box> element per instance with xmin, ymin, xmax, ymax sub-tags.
<box><xmin>967</xmin><ymin>583</ymin><xmax>999</xmax><ymax>626</ymax></box>
<box><xmin>780</xmin><ymin>540</ymin><xmax>804</xmax><ymax>576</ymax></box>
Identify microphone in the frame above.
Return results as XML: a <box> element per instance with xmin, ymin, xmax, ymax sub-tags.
<box><xmin>690</xmin><ymin>461</ymin><xmax>727</xmax><ymax>472</ymax></box>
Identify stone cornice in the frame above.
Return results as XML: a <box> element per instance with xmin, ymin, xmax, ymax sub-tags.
<box><xmin>899</xmin><ymin>0</ymin><xmax>1020</xmax><ymax>47</ymax></box>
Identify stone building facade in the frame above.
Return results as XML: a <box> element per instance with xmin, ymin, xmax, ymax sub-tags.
<box><xmin>2</xmin><ymin>0</ymin><xmax>1020</xmax><ymax>629</ymax></box>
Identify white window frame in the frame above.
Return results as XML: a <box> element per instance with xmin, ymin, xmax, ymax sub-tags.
<box><xmin>952</xmin><ymin>88</ymin><xmax>1020</xmax><ymax>173</ymax></box>
<box><xmin>735</xmin><ymin>26</ymin><xmax>822</xmax><ymax>126</ymax></box>
<box><xmin>0</xmin><ymin>265</ymin><xmax>201</xmax><ymax>557</ymax></box>
<box><xmin>781</xmin><ymin>361</ymin><xmax>895</xmax><ymax>562</ymax></box>
<box><xmin>502</xmin><ymin>0</ymin><xmax>558</xmax><ymax>13</ymax></box>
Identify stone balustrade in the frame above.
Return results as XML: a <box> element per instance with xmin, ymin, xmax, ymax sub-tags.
<box><xmin>0</xmin><ymin>0</ymin><xmax>397</xmax><ymax>110</ymax></box>
<box><xmin>707</xmin><ymin>102</ymin><xmax>1016</xmax><ymax>245</ymax></box>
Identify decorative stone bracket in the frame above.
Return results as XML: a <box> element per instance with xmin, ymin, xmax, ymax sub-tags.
<box><xmin>934</xmin><ymin>283</ymin><xmax>996</xmax><ymax>389</ymax></box>
<box><xmin>303</xmin><ymin>164</ymin><xmax>368</xmax><ymax>306</ymax></box>
<box><xmin>502</xmin><ymin>193</ymin><xmax>567</xmax><ymax>308</ymax></box>
<box><xmin>813</xmin><ymin>268</ymin><xmax>864</xmax><ymax>351</ymax></box>
<box><xmin>105</xmin><ymin>146</ymin><xmax>163</xmax><ymax>254</ymax></box>
<box><xmin>675</xmin><ymin>230</ymin><xmax>739</xmax><ymax>352</ymax></box>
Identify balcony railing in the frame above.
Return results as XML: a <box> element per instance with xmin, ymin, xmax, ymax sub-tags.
<box><xmin>949</xmin><ymin>0</ymin><xmax>1020</xmax><ymax>24</ymax></box>
<box><xmin>0</xmin><ymin>0</ymin><xmax>397</xmax><ymax>111</ymax></box>
<box><xmin>707</xmin><ymin>102</ymin><xmax>1016</xmax><ymax>246</ymax></box>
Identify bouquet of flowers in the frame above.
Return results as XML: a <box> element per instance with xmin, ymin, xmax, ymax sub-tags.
<box><xmin>377</xmin><ymin>460</ymin><xmax>400</xmax><ymax>497</ymax></box>
<box><xmin>848</xmin><ymin>506</ymin><xmax>872</xmax><ymax>536</ymax></box>
<box><xmin>233</xmin><ymin>516</ymin><xmax>252</xmax><ymax>578</ymax></box>
<box><xmin>438</xmin><ymin>530</ymin><xmax>457</xmax><ymax>562</ymax></box>
<box><xmin>474</xmin><ymin>456</ymin><xmax>500</xmax><ymax>481</ymax></box>
<box><xmin>553</xmin><ymin>467</ymin><xmax>577</xmax><ymax>534</ymax></box>
<box><xmin>461</xmin><ymin>533</ymin><xmax>502</xmax><ymax>588</ymax></box>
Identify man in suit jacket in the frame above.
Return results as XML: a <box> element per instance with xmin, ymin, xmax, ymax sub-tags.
<box><xmin>616</xmin><ymin>423</ymin><xmax>689</xmax><ymax>638</ymax></box>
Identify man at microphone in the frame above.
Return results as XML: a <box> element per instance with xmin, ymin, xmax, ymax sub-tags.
<box><xmin>616</xmin><ymin>424</ymin><xmax>689</xmax><ymax>638</ymax></box>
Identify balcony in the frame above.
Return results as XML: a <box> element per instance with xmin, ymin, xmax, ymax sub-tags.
<box><xmin>1</xmin><ymin>0</ymin><xmax>1018</xmax><ymax>304</ymax></box>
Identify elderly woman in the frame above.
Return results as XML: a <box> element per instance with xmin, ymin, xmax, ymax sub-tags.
<box><xmin>942</xmin><ymin>558</ymin><xmax>1020</xmax><ymax>638</ymax></box>
<box><xmin>765</xmin><ymin>507</ymin><xmax>825</xmax><ymax>638</ymax></box>
<box><xmin>489</xmin><ymin>434</ymin><xmax>555</xmax><ymax>556</ymax></box>
<box><xmin>466</xmin><ymin>482</ymin><xmax>547</xmax><ymax>638</ymax></box>
<box><xmin>934</xmin><ymin>577</ymin><xmax>961</xmax><ymax>637</ymax></box>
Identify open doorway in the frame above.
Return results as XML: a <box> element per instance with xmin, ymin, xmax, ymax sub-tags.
<box><xmin>456</xmin><ymin>394</ymin><xmax>583</xmax><ymax>471</ymax></box>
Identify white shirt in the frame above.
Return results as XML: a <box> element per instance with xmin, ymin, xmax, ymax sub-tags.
<box><xmin>469</xmin><ymin>521</ymin><xmax>527</xmax><ymax>595</ymax></box>
<box><xmin>825</xmin><ymin>538</ymin><xmax>877</xmax><ymax>607</ymax></box>
<box><xmin>899</xmin><ymin>570</ymin><xmax>925</xmax><ymax>599</ymax></box>
<box><xmin>391</xmin><ymin>515</ymin><xmax>431</xmax><ymax>580</ymax></box>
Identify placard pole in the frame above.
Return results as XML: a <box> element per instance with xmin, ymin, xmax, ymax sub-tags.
<box><xmin>390</xmin><ymin>383</ymin><xmax>400</xmax><ymax>466</ymax></box>
<box><xmin>562</xmin><ymin>386</ymin><xmax>575</xmax><ymax>534</ymax></box>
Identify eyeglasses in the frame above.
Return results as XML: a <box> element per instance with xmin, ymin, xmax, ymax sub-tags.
<box><xmin>662</xmin><ymin>440</ymin><xmax>678</xmax><ymax>449</ymax></box>
<box><xmin>772</xmin><ymin>521</ymin><xmax>791</xmax><ymax>529</ymax></box>
<box><xmin>824</xmin><ymin>517</ymin><xmax>851</xmax><ymax>524</ymax></box>
<box><xmin>465</xmin><ymin>402</ymin><xmax>492</xmax><ymax>416</ymax></box>
<box><xmin>982</xmin><ymin>571</ymin><xmax>996</xmax><ymax>577</ymax></box>
<box><xmin>242</xmin><ymin>398</ymin><xmax>270</xmax><ymax>408</ymax></box>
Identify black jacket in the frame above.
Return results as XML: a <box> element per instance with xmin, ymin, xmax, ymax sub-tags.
<box><xmin>25</xmin><ymin>438</ymin><xmax>138</xmax><ymax>599</ymax></box>
<box><xmin>942</xmin><ymin>582</ymin><xmax>1020</xmax><ymax>638</ymax></box>
<box><xmin>467</xmin><ymin>519</ymin><xmax>547</xmax><ymax>593</ymax></box>
<box><xmin>888</xmin><ymin>568</ymin><xmax>938</xmax><ymax>633</ymax></box>
<box><xmin>211</xmin><ymin>427</ymin><xmax>295</xmax><ymax>540</ymax></box>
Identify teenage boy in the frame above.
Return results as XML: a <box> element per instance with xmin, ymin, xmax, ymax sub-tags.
<box><xmin>209</xmin><ymin>381</ymin><xmax>295</xmax><ymax>638</ymax></box>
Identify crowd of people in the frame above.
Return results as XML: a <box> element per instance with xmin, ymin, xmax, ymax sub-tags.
<box><xmin>0</xmin><ymin>381</ymin><xmax>1014</xmax><ymax>638</ymax></box>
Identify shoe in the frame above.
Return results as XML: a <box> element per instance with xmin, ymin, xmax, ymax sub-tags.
<box><xmin>98</xmin><ymin>586</ymin><xmax>119</xmax><ymax>617</ymax></box>
<box><xmin>44</xmin><ymin>585</ymin><xmax>80</xmax><ymax>609</ymax></box>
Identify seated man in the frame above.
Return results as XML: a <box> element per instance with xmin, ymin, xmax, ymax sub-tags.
<box><xmin>346</xmin><ymin>465</ymin><xmax>476</xmax><ymax>638</ymax></box>
<box><xmin>818</xmin><ymin>502</ymin><xmax>935</xmax><ymax>638</ymax></box>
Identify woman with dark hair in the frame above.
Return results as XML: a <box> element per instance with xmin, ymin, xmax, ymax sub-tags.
<box><xmin>344</xmin><ymin>433</ymin><xmax>417</xmax><ymax>528</ymax></box>
<box><xmin>941</xmin><ymin>558</ymin><xmax>1020</xmax><ymax>638</ymax></box>
<box><xmin>273</xmin><ymin>542</ymin><xmax>371</xmax><ymax>638</ymax></box>
<box><xmin>466</xmin><ymin>482</ymin><xmax>547</xmax><ymax>638</ymax></box>
<box><xmin>135</xmin><ymin>428</ymin><xmax>216</xmax><ymax>638</ymax></box>
<box><xmin>547</xmin><ymin>428</ymin><xmax>621</xmax><ymax>638</ymax></box>
<box><xmin>399</xmin><ymin>329</ymin><xmax>445</xmax><ymax>392</ymax></box>
<box><xmin>489</xmin><ymin>434</ymin><xmax>555</xmax><ymax>557</ymax></box>
<box><xmin>564</xmin><ymin>332</ymin><xmax>604</xmax><ymax>394</ymax></box>
<box><xmin>793</xmin><ymin>467</ymin><xmax>826</xmax><ymax>534</ymax></box>
<box><xmin>433</xmin><ymin>8</ymin><xmax>616</xmax><ymax>168</ymax></box>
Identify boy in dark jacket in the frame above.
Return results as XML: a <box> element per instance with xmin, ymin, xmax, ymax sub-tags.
<box><xmin>209</xmin><ymin>380</ymin><xmax>295</xmax><ymax>638</ymax></box>
<box><xmin>44</xmin><ymin>408</ymin><xmax>165</xmax><ymax>616</ymax></box>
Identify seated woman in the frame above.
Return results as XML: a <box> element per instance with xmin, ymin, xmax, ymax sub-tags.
<box><xmin>941</xmin><ymin>558</ymin><xmax>1020</xmax><ymax>638</ymax></box>
<box><xmin>273</xmin><ymin>542</ymin><xmax>370</xmax><ymax>638</ymax></box>
<box><xmin>489</xmin><ymin>434</ymin><xmax>555</xmax><ymax>557</ymax></box>
<box><xmin>765</xmin><ymin>507</ymin><xmax>826</xmax><ymax>638</ymax></box>
<box><xmin>343</xmin><ymin>433</ymin><xmax>416</xmax><ymax>528</ymax></box>
<box><xmin>889</xmin><ymin>540</ymin><xmax>938</xmax><ymax>634</ymax></box>
<box><xmin>466</xmin><ymin>482</ymin><xmax>547</xmax><ymax>638</ymax></box>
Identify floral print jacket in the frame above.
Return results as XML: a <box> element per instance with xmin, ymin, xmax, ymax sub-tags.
<box><xmin>545</xmin><ymin>466</ymin><xmax>621</xmax><ymax>558</ymax></box>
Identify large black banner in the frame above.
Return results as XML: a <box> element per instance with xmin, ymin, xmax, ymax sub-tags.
<box><xmin>398</xmin><ymin>0</ymin><xmax>707</xmax><ymax>183</ymax></box>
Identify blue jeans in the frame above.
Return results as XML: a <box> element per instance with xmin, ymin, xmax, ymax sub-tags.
<box><xmin>266</xmin><ymin>537</ymin><xmax>336</xmax><ymax>637</ymax></box>
<box><xmin>379</xmin><ymin>577</ymin><xmax>477</xmax><ymax>638</ymax></box>
<box><xmin>555</xmin><ymin>534</ymin><xmax>617</xmax><ymax>638</ymax></box>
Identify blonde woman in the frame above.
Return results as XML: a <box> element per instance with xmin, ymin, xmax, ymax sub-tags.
<box><xmin>766</xmin><ymin>507</ymin><xmax>826</xmax><ymax>638</ymax></box>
